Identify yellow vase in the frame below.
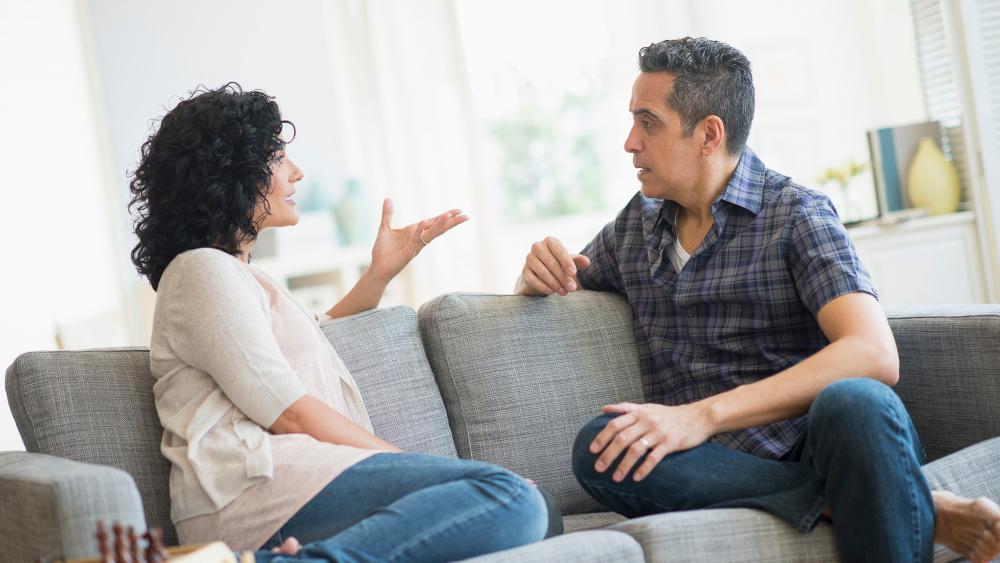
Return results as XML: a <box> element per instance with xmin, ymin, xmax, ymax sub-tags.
<box><xmin>907</xmin><ymin>137</ymin><xmax>961</xmax><ymax>215</ymax></box>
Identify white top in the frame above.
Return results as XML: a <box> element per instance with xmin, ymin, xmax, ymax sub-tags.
<box><xmin>150</xmin><ymin>248</ymin><xmax>379</xmax><ymax>545</ymax></box>
<box><xmin>668</xmin><ymin>236</ymin><xmax>691</xmax><ymax>273</ymax></box>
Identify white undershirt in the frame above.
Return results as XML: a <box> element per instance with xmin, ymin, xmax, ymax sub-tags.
<box><xmin>668</xmin><ymin>235</ymin><xmax>691</xmax><ymax>273</ymax></box>
<box><xmin>667</xmin><ymin>207</ymin><xmax>691</xmax><ymax>272</ymax></box>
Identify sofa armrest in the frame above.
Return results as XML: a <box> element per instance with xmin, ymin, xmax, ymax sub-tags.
<box><xmin>887</xmin><ymin>305</ymin><xmax>1000</xmax><ymax>461</ymax></box>
<box><xmin>0</xmin><ymin>452</ymin><xmax>146</xmax><ymax>561</ymax></box>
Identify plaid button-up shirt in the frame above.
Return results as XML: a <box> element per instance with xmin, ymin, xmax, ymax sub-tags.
<box><xmin>577</xmin><ymin>148</ymin><xmax>877</xmax><ymax>459</ymax></box>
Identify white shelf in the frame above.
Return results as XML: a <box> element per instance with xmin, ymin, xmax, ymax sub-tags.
<box><xmin>847</xmin><ymin>211</ymin><xmax>987</xmax><ymax>306</ymax></box>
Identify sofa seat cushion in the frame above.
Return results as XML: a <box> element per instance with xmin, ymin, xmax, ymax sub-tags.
<box><xmin>610</xmin><ymin>508</ymin><xmax>838</xmax><ymax>562</ymax></box>
<box><xmin>322</xmin><ymin>306</ymin><xmax>457</xmax><ymax>457</ymax></box>
<box><xmin>603</xmin><ymin>439</ymin><xmax>1000</xmax><ymax>562</ymax></box>
<box><xmin>563</xmin><ymin>511</ymin><xmax>627</xmax><ymax>533</ymax></box>
<box><xmin>418</xmin><ymin>291</ymin><xmax>644</xmax><ymax>515</ymax></box>
<box><xmin>460</xmin><ymin>530</ymin><xmax>644</xmax><ymax>563</ymax></box>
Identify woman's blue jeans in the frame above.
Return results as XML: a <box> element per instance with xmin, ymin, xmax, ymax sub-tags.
<box><xmin>254</xmin><ymin>453</ymin><xmax>549</xmax><ymax>563</ymax></box>
<box><xmin>572</xmin><ymin>378</ymin><xmax>936</xmax><ymax>563</ymax></box>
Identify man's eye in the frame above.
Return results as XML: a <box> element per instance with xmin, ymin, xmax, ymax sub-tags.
<box><xmin>642</xmin><ymin>121</ymin><xmax>654</xmax><ymax>130</ymax></box>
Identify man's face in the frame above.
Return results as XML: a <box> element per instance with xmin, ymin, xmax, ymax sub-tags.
<box><xmin>625</xmin><ymin>72</ymin><xmax>703</xmax><ymax>199</ymax></box>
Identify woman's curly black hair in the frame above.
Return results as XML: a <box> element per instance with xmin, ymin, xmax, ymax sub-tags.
<box><xmin>128</xmin><ymin>82</ymin><xmax>295</xmax><ymax>290</ymax></box>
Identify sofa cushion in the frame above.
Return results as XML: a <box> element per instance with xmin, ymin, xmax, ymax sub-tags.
<box><xmin>920</xmin><ymin>436</ymin><xmax>1000</xmax><ymax>562</ymax></box>
<box><xmin>0</xmin><ymin>452</ymin><xmax>146</xmax><ymax>561</ymax></box>
<box><xmin>602</xmin><ymin>439</ymin><xmax>1000</xmax><ymax>563</ymax></box>
<box><xmin>418</xmin><ymin>291</ymin><xmax>644</xmax><ymax>515</ymax></box>
<box><xmin>321</xmin><ymin>306</ymin><xmax>457</xmax><ymax>457</ymax></box>
<box><xmin>5</xmin><ymin>305</ymin><xmax>456</xmax><ymax>547</ymax></box>
<box><xmin>563</xmin><ymin>511</ymin><xmax>627</xmax><ymax>533</ymax></box>
<box><xmin>6</xmin><ymin>347</ymin><xmax>176</xmax><ymax>545</ymax></box>
<box><xmin>887</xmin><ymin>305</ymin><xmax>1000</xmax><ymax>461</ymax></box>
<box><xmin>460</xmin><ymin>530</ymin><xmax>644</xmax><ymax>563</ymax></box>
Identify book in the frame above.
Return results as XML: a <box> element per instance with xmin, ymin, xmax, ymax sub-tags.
<box><xmin>867</xmin><ymin>121</ymin><xmax>943</xmax><ymax>216</ymax></box>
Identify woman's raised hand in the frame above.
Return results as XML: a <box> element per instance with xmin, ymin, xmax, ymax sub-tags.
<box><xmin>369</xmin><ymin>198</ymin><xmax>469</xmax><ymax>285</ymax></box>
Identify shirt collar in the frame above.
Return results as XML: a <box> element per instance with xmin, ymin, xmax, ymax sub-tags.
<box><xmin>640</xmin><ymin>146</ymin><xmax>766</xmax><ymax>240</ymax></box>
<box><xmin>717</xmin><ymin>146</ymin><xmax>765</xmax><ymax>216</ymax></box>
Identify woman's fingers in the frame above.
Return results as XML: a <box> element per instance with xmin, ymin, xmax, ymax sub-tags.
<box><xmin>380</xmin><ymin>198</ymin><xmax>394</xmax><ymax>229</ymax></box>
<box><xmin>419</xmin><ymin>209</ymin><xmax>468</xmax><ymax>243</ymax></box>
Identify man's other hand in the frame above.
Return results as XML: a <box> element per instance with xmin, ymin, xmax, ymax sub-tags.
<box><xmin>590</xmin><ymin>402</ymin><xmax>716</xmax><ymax>482</ymax></box>
<box><xmin>515</xmin><ymin>236</ymin><xmax>591</xmax><ymax>296</ymax></box>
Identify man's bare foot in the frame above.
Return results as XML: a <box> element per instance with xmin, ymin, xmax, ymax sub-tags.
<box><xmin>933</xmin><ymin>490</ymin><xmax>1000</xmax><ymax>563</ymax></box>
<box><xmin>270</xmin><ymin>536</ymin><xmax>302</xmax><ymax>556</ymax></box>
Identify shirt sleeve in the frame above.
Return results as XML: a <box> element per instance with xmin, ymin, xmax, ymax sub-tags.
<box><xmin>577</xmin><ymin>217</ymin><xmax>624</xmax><ymax>293</ymax></box>
<box><xmin>161</xmin><ymin>251</ymin><xmax>308</xmax><ymax>428</ymax></box>
<box><xmin>787</xmin><ymin>196</ymin><xmax>879</xmax><ymax>317</ymax></box>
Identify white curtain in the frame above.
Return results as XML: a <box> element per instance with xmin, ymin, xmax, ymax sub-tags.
<box><xmin>321</xmin><ymin>0</ymin><xmax>501</xmax><ymax>304</ymax></box>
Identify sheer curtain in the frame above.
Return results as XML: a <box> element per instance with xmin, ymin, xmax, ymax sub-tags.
<box><xmin>321</xmin><ymin>0</ymin><xmax>500</xmax><ymax>303</ymax></box>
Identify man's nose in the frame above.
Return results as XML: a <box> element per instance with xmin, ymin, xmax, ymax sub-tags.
<box><xmin>624</xmin><ymin>125</ymin><xmax>641</xmax><ymax>153</ymax></box>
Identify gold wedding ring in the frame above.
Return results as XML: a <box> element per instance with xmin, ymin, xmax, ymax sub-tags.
<box><xmin>420</xmin><ymin>230</ymin><xmax>431</xmax><ymax>245</ymax></box>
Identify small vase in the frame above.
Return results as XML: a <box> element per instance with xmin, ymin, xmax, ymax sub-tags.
<box><xmin>907</xmin><ymin>137</ymin><xmax>960</xmax><ymax>215</ymax></box>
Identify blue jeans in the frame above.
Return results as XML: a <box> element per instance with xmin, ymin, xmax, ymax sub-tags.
<box><xmin>254</xmin><ymin>453</ymin><xmax>549</xmax><ymax>563</ymax></box>
<box><xmin>572</xmin><ymin>378</ymin><xmax>935</xmax><ymax>563</ymax></box>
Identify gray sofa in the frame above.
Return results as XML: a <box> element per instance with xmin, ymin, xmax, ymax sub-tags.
<box><xmin>3</xmin><ymin>291</ymin><xmax>1000</xmax><ymax>562</ymax></box>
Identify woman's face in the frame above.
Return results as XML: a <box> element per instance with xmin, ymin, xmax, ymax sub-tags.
<box><xmin>256</xmin><ymin>150</ymin><xmax>304</xmax><ymax>230</ymax></box>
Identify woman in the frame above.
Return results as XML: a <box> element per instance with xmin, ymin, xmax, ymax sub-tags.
<box><xmin>130</xmin><ymin>83</ymin><xmax>550</xmax><ymax>562</ymax></box>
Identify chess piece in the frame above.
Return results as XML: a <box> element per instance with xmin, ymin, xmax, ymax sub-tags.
<box><xmin>144</xmin><ymin>528</ymin><xmax>168</xmax><ymax>563</ymax></box>
<box><xmin>112</xmin><ymin>522</ymin><xmax>130</xmax><ymax>563</ymax></box>
<box><xmin>128</xmin><ymin>526</ymin><xmax>140</xmax><ymax>562</ymax></box>
<box><xmin>94</xmin><ymin>520</ymin><xmax>177</xmax><ymax>563</ymax></box>
<box><xmin>96</xmin><ymin>521</ymin><xmax>114</xmax><ymax>563</ymax></box>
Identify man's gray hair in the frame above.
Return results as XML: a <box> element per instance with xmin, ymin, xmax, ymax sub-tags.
<box><xmin>638</xmin><ymin>37</ymin><xmax>754</xmax><ymax>155</ymax></box>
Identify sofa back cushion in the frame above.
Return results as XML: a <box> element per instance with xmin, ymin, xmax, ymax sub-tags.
<box><xmin>418</xmin><ymin>291</ymin><xmax>644</xmax><ymax>515</ymax></box>
<box><xmin>5</xmin><ymin>347</ymin><xmax>176</xmax><ymax>543</ymax></box>
<box><xmin>322</xmin><ymin>306</ymin><xmax>457</xmax><ymax>457</ymax></box>
<box><xmin>887</xmin><ymin>305</ymin><xmax>1000</xmax><ymax>461</ymax></box>
<box><xmin>5</xmin><ymin>305</ymin><xmax>455</xmax><ymax>545</ymax></box>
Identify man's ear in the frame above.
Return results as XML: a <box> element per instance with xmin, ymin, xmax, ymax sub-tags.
<box><xmin>700</xmin><ymin>115</ymin><xmax>726</xmax><ymax>156</ymax></box>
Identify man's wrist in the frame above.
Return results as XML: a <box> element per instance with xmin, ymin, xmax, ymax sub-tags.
<box><xmin>698</xmin><ymin>394</ymin><xmax>728</xmax><ymax>435</ymax></box>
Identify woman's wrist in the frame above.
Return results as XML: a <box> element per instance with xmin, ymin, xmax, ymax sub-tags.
<box><xmin>362</xmin><ymin>265</ymin><xmax>391</xmax><ymax>294</ymax></box>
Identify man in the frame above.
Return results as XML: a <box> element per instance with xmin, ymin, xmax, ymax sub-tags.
<box><xmin>515</xmin><ymin>37</ymin><xmax>1000</xmax><ymax>562</ymax></box>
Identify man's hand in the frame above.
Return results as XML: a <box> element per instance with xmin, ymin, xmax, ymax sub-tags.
<box><xmin>515</xmin><ymin>236</ymin><xmax>592</xmax><ymax>296</ymax></box>
<box><xmin>590</xmin><ymin>402</ymin><xmax>716</xmax><ymax>482</ymax></box>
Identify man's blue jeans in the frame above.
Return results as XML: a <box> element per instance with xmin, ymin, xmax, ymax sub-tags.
<box><xmin>254</xmin><ymin>453</ymin><xmax>549</xmax><ymax>563</ymax></box>
<box><xmin>572</xmin><ymin>378</ymin><xmax>936</xmax><ymax>562</ymax></box>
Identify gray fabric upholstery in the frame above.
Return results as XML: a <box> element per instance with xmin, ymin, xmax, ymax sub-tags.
<box><xmin>0</xmin><ymin>452</ymin><xmax>145</xmax><ymax>561</ymax></box>
<box><xmin>5</xmin><ymin>297</ymin><xmax>1000</xmax><ymax>562</ymax></box>
<box><xmin>887</xmin><ymin>306</ymin><xmax>1000</xmax><ymax>461</ymax></box>
<box><xmin>322</xmin><ymin>306</ymin><xmax>457</xmax><ymax>457</ymax></box>
<box><xmin>418</xmin><ymin>291</ymin><xmax>644</xmax><ymax>516</ymax></box>
<box><xmin>563</xmin><ymin>511</ymin><xmax>627</xmax><ymax>533</ymax></box>
<box><xmin>602</xmin><ymin>440</ymin><xmax>1000</xmax><ymax>563</ymax></box>
<box><xmin>5</xmin><ymin>348</ymin><xmax>176</xmax><ymax>545</ymax></box>
<box><xmin>461</xmin><ymin>530</ymin><xmax>644</xmax><ymax>563</ymax></box>
<box><xmin>2</xmin><ymin>305</ymin><xmax>455</xmax><ymax>556</ymax></box>
<box><xmin>922</xmin><ymin>436</ymin><xmax>1000</xmax><ymax>562</ymax></box>
<box><xmin>610</xmin><ymin>508</ymin><xmax>839</xmax><ymax>562</ymax></box>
